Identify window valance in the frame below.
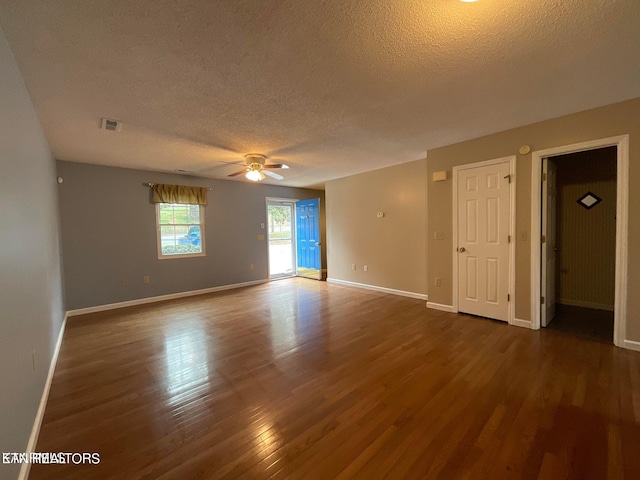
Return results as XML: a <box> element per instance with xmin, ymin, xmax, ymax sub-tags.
<box><xmin>151</xmin><ymin>183</ymin><xmax>208</xmax><ymax>206</ymax></box>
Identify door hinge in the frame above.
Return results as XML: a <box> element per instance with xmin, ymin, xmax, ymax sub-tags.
<box><xmin>542</xmin><ymin>173</ymin><xmax>547</xmax><ymax>182</ymax></box>
<box><xmin>507</xmin><ymin>294</ymin><xmax>510</xmax><ymax>302</ymax></box>
<box><xmin>541</xmin><ymin>296</ymin><xmax>545</xmax><ymax>305</ymax></box>
<box><xmin>541</xmin><ymin>235</ymin><xmax>546</xmax><ymax>243</ymax></box>
<box><xmin>508</xmin><ymin>235</ymin><xmax>511</xmax><ymax>243</ymax></box>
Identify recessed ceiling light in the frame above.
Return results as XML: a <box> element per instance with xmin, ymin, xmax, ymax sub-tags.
<box><xmin>460</xmin><ymin>0</ymin><xmax>478</xmax><ymax>2</ymax></box>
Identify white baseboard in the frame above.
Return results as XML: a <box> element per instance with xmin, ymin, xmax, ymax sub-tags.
<box><xmin>511</xmin><ymin>318</ymin><xmax>533</xmax><ymax>329</ymax></box>
<box><xmin>623</xmin><ymin>339</ymin><xmax>640</xmax><ymax>352</ymax></box>
<box><xmin>558</xmin><ymin>299</ymin><xmax>614</xmax><ymax>312</ymax></box>
<box><xmin>326</xmin><ymin>278</ymin><xmax>428</xmax><ymax>301</ymax></box>
<box><xmin>426</xmin><ymin>302</ymin><xmax>455</xmax><ymax>313</ymax></box>
<box><xmin>67</xmin><ymin>279</ymin><xmax>269</xmax><ymax>316</ymax></box>
<box><xmin>18</xmin><ymin>312</ymin><xmax>68</xmax><ymax>480</ymax></box>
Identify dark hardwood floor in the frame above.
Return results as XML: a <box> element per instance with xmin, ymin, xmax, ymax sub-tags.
<box><xmin>546</xmin><ymin>304</ymin><xmax>614</xmax><ymax>343</ymax></box>
<box><xmin>30</xmin><ymin>279</ymin><xmax>640</xmax><ymax>479</ymax></box>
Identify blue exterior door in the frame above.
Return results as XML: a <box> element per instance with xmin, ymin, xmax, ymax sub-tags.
<box><xmin>295</xmin><ymin>198</ymin><xmax>321</xmax><ymax>279</ymax></box>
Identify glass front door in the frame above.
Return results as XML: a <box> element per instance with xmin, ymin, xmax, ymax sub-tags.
<box><xmin>267</xmin><ymin>201</ymin><xmax>295</xmax><ymax>279</ymax></box>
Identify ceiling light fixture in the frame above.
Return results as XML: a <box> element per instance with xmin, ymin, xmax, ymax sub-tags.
<box><xmin>228</xmin><ymin>154</ymin><xmax>288</xmax><ymax>181</ymax></box>
<box><xmin>246</xmin><ymin>168</ymin><xmax>265</xmax><ymax>182</ymax></box>
<box><xmin>460</xmin><ymin>0</ymin><xmax>478</xmax><ymax>2</ymax></box>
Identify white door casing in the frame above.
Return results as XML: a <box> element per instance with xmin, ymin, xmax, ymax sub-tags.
<box><xmin>455</xmin><ymin>160</ymin><xmax>512</xmax><ymax>322</ymax></box>
<box><xmin>541</xmin><ymin>159</ymin><xmax>557</xmax><ymax>327</ymax></box>
<box><xmin>265</xmin><ymin>197</ymin><xmax>299</xmax><ymax>280</ymax></box>
<box><xmin>530</xmin><ymin>135</ymin><xmax>628</xmax><ymax>349</ymax></box>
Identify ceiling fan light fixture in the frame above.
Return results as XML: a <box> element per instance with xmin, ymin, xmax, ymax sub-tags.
<box><xmin>245</xmin><ymin>153</ymin><xmax>267</xmax><ymax>164</ymax></box>
<box><xmin>228</xmin><ymin>153</ymin><xmax>286</xmax><ymax>181</ymax></box>
<box><xmin>246</xmin><ymin>169</ymin><xmax>265</xmax><ymax>181</ymax></box>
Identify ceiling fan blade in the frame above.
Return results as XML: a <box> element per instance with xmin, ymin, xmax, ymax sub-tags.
<box><xmin>227</xmin><ymin>169</ymin><xmax>247</xmax><ymax>177</ymax></box>
<box><xmin>263</xmin><ymin>163</ymin><xmax>289</xmax><ymax>169</ymax></box>
<box><xmin>263</xmin><ymin>170</ymin><xmax>284</xmax><ymax>180</ymax></box>
<box><xmin>218</xmin><ymin>160</ymin><xmax>245</xmax><ymax>166</ymax></box>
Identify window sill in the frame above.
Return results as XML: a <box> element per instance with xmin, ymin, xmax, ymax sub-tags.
<box><xmin>158</xmin><ymin>252</ymin><xmax>206</xmax><ymax>260</ymax></box>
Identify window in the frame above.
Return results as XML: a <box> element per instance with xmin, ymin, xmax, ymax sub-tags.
<box><xmin>157</xmin><ymin>203</ymin><xmax>205</xmax><ymax>258</ymax></box>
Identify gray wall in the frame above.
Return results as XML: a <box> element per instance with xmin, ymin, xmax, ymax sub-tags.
<box><xmin>57</xmin><ymin>161</ymin><xmax>325</xmax><ymax>310</ymax></box>
<box><xmin>0</xmin><ymin>28</ymin><xmax>65</xmax><ymax>480</ymax></box>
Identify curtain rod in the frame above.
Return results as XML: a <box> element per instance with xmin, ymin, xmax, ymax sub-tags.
<box><xmin>146</xmin><ymin>182</ymin><xmax>211</xmax><ymax>191</ymax></box>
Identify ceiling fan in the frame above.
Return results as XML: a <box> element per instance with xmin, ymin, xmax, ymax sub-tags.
<box><xmin>228</xmin><ymin>154</ymin><xmax>289</xmax><ymax>181</ymax></box>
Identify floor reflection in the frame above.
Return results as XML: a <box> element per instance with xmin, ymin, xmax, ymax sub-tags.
<box><xmin>269</xmin><ymin>299</ymin><xmax>299</xmax><ymax>356</ymax></box>
<box><xmin>164</xmin><ymin>322</ymin><xmax>210</xmax><ymax>398</ymax></box>
<box><xmin>253</xmin><ymin>413</ymin><xmax>282</xmax><ymax>461</ymax></box>
<box><xmin>269</xmin><ymin>282</ymin><xmax>328</xmax><ymax>363</ymax></box>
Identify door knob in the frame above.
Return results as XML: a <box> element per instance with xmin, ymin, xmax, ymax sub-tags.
<box><xmin>459</xmin><ymin>247</ymin><xmax>466</xmax><ymax>252</ymax></box>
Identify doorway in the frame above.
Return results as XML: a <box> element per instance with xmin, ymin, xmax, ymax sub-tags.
<box><xmin>541</xmin><ymin>148</ymin><xmax>617</xmax><ymax>342</ymax></box>
<box><xmin>531</xmin><ymin>135</ymin><xmax>629</xmax><ymax>347</ymax></box>
<box><xmin>453</xmin><ymin>156</ymin><xmax>516</xmax><ymax>323</ymax></box>
<box><xmin>295</xmin><ymin>198</ymin><xmax>322</xmax><ymax>280</ymax></box>
<box><xmin>266</xmin><ymin>197</ymin><xmax>323</xmax><ymax>281</ymax></box>
<box><xmin>267</xmin><ymin>199</ymin><xmax>296</xmax><ymax>279</ymax></box>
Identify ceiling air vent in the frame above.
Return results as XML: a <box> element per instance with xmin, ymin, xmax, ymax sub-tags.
<box><xmin>101</xmin><ymin>118</ymin><xmax>122</xmax><ymax>132</ymax></box>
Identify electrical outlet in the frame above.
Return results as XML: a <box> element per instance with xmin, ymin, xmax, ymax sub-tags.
<box><xmin>250</xmin><ymin>263</ymin><xmax>254</xmax><ymax>270</ymax></box>
<box><xmin>122</xmin><ymin>279</ymin><xmax>128</xmax><ymax>286</ymax></box>
<box><xmin>32</xmin><ymin>351</ymin><xmax>36</xmax><ymax>371</ymax></box>
<box><xmin>143</xmin><ymin>276</ymin><xmax>150</xmax><ymax>284</ymax></box>
<box><xmin>434</xmin><ymin>232</ymin><xmax>444</xmax><ymax>240</ymax></box>
<box><xmin>351</xmin><ymin>264</ymin><xmax>356</xmax><ymax>271</ymax></box>
<box><xmin>364</xmin><ymin>265</ymin><xmax>368</xmax><ymax>272</ymax></box>
<box><xmin>435</xmin><ymin>277</ymin><xmax>442</xmax><ymax>286</ymax></box>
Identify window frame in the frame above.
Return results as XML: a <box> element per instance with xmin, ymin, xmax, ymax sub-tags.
<box><xmin>156</xmin><ymin>203</ymin><xmax>206</xmax><ymax>260</ymax></box>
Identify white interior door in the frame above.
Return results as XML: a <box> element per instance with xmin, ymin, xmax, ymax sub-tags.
<box><xmin>457</xmin><ymin>162</ymin><xmax>511</xmax><ymax>322</ymax></box>
<box><xmin>541</xmin><ymin>159</ymin><xmax>557</xmax><ymax>327</ymax></box>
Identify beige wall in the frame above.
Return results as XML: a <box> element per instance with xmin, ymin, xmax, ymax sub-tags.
<box><xmin>326</xmin><ymin>159</ymin><xmax>427</xmax><ymax>296</ymax></box>
<box><xmin>426</xmin><ymin>97</ymin><xmax>640</xmax><ymax>340</ymax></box>
<box><xmin>555</xmin><ymin>148</ymin><xmax>616</xmax><ymax>310</ymax></box>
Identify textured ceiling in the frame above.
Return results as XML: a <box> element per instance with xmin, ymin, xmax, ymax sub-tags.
<box><xmin>1</xmin><ymin>0</ymin><xmax>639</xmax><ymax>188</ymax></box>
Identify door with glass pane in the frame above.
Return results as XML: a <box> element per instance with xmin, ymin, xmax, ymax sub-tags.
<box><xmin>267</xmin><ymin>200</ymin><xmax>296</xmax><ymax>279</ymax></box>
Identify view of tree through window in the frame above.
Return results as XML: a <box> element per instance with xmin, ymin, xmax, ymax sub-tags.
<box><xmin>157</xmin><ymin>203</ymin><xmax>204</xmax><ymax>257</ymax></box>
<box><xmin>269</xmin><ymin>205</ymin><xmax>291</xmax><ymax>236</ymax></box>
